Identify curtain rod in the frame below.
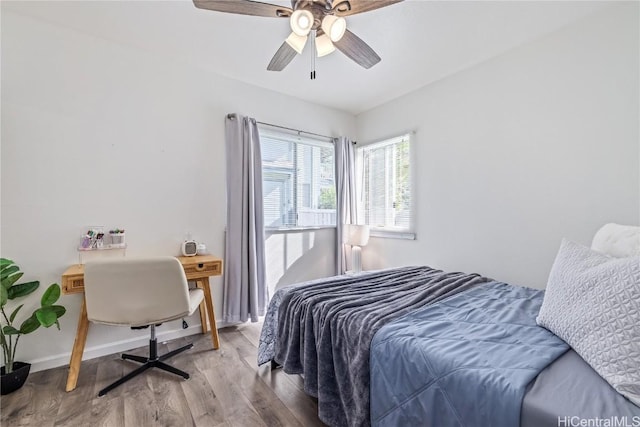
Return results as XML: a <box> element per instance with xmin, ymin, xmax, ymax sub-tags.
<box><xmin>226</xmin><ymin>113</ymin><xmax>334</xmax><ymax>141</ymax></box>
<box><xmin>256</xmin><ymin>121</ymin><xmax>334</xmax><ymax>141</ymax></box>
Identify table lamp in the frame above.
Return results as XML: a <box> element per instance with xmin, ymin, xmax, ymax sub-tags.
<box><xmin>345</xmin><ymin>224</ymin><xmax>370</xmax><ymax>273</ymax></box>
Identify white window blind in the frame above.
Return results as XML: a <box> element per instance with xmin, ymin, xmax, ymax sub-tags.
<box><xmin>260</xmin><ymin>129</ymin><xmax>336</xmax><ymax>229</ymax></box>
<box><xmin>358</xmin><ymin>134</ymin><xmax>412</xmax><ymax>235</ymax></box>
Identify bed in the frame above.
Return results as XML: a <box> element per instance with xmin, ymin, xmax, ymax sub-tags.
<box><xmin>258</xmin><ymin>224</ymin><xmax>640</xmax><ymax>427</ymax></box>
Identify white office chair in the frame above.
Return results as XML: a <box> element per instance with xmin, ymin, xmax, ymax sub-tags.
<box><xmin>84</xmin><ymin>256</ymin><xmax>204</xmax><ymax>397</ymax></box>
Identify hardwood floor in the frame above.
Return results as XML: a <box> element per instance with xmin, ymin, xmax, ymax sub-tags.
<box><xmin>1</xmin><ymin>322</ymin><xmax>325</xmax><ymax>427</ymax></box>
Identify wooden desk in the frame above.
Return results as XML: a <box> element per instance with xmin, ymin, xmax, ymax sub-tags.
<box><xmin>61</xmin><ymin>255</ymin><xmax>223</xmax><ymax>392</ymax></box>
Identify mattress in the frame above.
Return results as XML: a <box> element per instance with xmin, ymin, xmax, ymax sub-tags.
<box><xmin>521</xmin><ymin>349</ymin><xmax>640</xmax><ymax>427</ymax></box>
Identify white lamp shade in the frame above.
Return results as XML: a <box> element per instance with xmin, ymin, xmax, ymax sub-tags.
<box><xmin>290</xmin><ymin>9</ymin><xmax>314</xmax><ymax>36</ymax></box>
<box><xmin>286</xmin><ymin>32</ymin><xmax>308</xmax><ymax>54</ymax></box>
<box><xmin>321</xmin><ymin>15</ymin><xmax>346</xmax><ymax>42</ymax></box>
<box><xmin>344</xmin><ymin>224</ymin><xmax>370</xmax><ymax>247</ymax></box>
<box><xmin>316</xmin><ymin>34</ymin><xmax>336</xmax><ymax>57</ymax></box>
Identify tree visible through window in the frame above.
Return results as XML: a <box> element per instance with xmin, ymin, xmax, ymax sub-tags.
<box><xmin>260</xmin><ymin>129</ymin><xmax>336</xmax><ymax>228</ymax></box>
<box><xmin>359</xmin><ymin>134</ymin><xmax>412</xmax><ymax>232</ymax></box>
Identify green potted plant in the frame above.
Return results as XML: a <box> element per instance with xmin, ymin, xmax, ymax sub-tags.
<box><xmin>1</xmin><ymin>258</ymin><xmax>66</xmax><ymax>394</ymax></box>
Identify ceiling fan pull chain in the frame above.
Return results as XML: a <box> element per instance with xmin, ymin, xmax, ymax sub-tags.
<box><xmin>311</xmin><ymin>30</ymin><xmax>316</xmax><ymax>80</ymax></box>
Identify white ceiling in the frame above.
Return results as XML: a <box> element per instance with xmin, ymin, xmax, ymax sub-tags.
<box><xmin>4</xmin><ymin>0</ymin><xmax>609</xmax><ymax>114</ymax></box>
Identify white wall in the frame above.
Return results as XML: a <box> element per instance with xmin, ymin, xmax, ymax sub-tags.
<box><xmin>356</xmin><ymin>3</ymin><xmax>639</xmax><ymax>289</ymax></box>
<box><xmin>265</xmin><ymin>228</ymin><xmax>336</xmax><ymax>294</ymax></box>
<box><xmin>0</xmin><ymin>9</ymin><xmax>354</xmax><ymax>371</ymax></box>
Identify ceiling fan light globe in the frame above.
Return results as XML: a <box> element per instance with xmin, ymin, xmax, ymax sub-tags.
<box><xmin>285</xmin><ymin>32</ymin><xmax>307</xmax><ymax>55</ymax></box>
<box><xmin>290</xmin><ymin>10</ymin><xmax>314</xmax><ymax>36</ymax></box>
<box><xmin>321</xmin><ymin>15</ymin><xmax>347</xmax><ymax>42</ymax></box>
<box><xmin>316</xmin><ymin>34</ymin><xmax>336</xmax><ymax>57</ymax></box>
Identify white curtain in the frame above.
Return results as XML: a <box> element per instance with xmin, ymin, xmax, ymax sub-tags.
<box><xmin>222</xmin><ymin>113</ymin><xmax>267</xmax><ymax>323</ymax></box>
<box><xmin>335</xmin><ymin>136</ymin><xmax>357</xmax><ymax>275</ymax></box>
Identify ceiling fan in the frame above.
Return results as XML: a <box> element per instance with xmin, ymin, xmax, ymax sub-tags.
<box><xmin>193</xmin><ymin>0</ymin><xmax>403</xmax><ymax>73</ymax></box>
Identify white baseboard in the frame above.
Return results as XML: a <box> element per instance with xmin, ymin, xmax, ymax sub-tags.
<box><xmin>29</xmin><ymin>321</ymin><xmax>234</xmax><ymax>373</ymax></box>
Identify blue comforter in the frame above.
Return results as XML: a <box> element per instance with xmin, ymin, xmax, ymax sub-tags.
<box><xmin>259</xmin><ymin>266</ymin><xmax>490</xmax><ymax>427</ymax></box>
<box><xmin>370</xmin><ymin>281</ymin><xmax>569</xmax><ymax>427</ymax></box>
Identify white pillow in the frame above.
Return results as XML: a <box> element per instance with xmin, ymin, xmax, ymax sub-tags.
<box><xmin>537</xmin><ymin>239</ymin><xmax>640</xmax><ymax>405</ymax></box>
<box><xmin>592</xmin><ymin>223</ymin><xmax>640</xmax><ymax>258</ymax></box>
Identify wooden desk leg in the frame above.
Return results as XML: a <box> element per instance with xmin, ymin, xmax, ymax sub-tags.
<box><xmin>65</xmin><ymin>297</ymin><xmax>90</xmax><ymax>392</ymax></box>
<box><xmin>200</xmin><ymin>277</ymin><xmax>220</xmax><ymax>349</ymax></box>
<box><xmin>196</xmin><ymin>280</ymin><xmax>209</xmax><ymax>334</ymax></box>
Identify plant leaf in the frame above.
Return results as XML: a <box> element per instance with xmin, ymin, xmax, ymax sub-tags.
<box><xmin>3</xmin><ymin>325</ymin><xmax>20</xmax><ymax>335</ymax></box>
<box><xmin>55</xmin><ymin>319</ymin><xmax>60</xmax><ymax>330</ymax></box>
<box><xmin>36</xmin><ymin>307</ymin><xmax>57</xmax><ymax>328</ymax></box>
<box><xmin>0</xmin><ymin>329</ymin><xmax>6</xmax><ymax>347</ymax></box>
<box><xmin>0</xmin><ymin>259</ymin><xmax>14</xmax><ymax>271</ymax></box>
<box><xmin>7</xmin><ymin>281</ymin><xmax>39</xmax><ymax>299</ymax></box>
<box><xmin>35</xmin><ymin>305</ymin><xmax>66</xmax><ymax>328</ymax></box>
<box><xmin>19</xmin><ymin>314</ymin><xmax>40</xmax><ymax>334</ymax></box>
<box><xmin>1</xmin><ymin>272</ymin><xmax>24</xmax><ymax>290</ymax></box>
<box><xmin>41</xmin><ymin>284</ymin><xmax>60</xmax><ymax>306</ymax></box>
<box><xmin>49</xmin><ymin>305</ymin><xmax>66</xmax><ymax>318</ymax></box>
<box><xmin>0</xmin><ymin>286</ymin><xmax>7</xmax><ymax>307</ymax></box>
<box><xmin>0</xmin><ymin>266</ymin><xmax>19</xmax><ymax>281</ymax></box>
<box><xmin>9</xmin><ymin>304</ymin><xmax>24</xmax><ymax>323</ymax></box>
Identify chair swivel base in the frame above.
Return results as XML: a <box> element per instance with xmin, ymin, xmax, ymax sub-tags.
<box><xmin>98</xmin><ymin>338</ymin><xmax>193</xmax><ymax>397</ymax></box>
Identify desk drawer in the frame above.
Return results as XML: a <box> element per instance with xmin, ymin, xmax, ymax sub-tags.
<box><xmin>62</xmin><ymin>275</ymin><xmax>85</xmax><ymax>294</ymax></box>
<box><xmin>182</xmin><ymin>260</ymin><xmax>222</xmax><ymax>279</ymax></box>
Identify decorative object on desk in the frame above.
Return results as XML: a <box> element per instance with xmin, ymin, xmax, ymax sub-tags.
<box><xmin>80</xmin><ymin>226</ymin><xmax>105</xmax><ymax>250</ymax></box>
<box><xmin>0</xmin><ymin>258</ymin><xmax>66</xmax><ymax>394</ymax></box>
<box><xmin>80</xmin><ymin>234</ymin><xmax>91</xmax><ymax>249</ymax></box>
<box><xmin>196</xmin><ymin>243</ymin><xmax>208</xmax><ymax>255</ymax></box>
<box><xmin>77</xmin><ymin>226</ymin><xmax>127</xmax><ymax>263</ymax></box>
<box><xmin>344</xmin><ymin>224</ymin><xmax>370</xmax><ymax>274</ymax></box>
<box><xmin>109</xmin><ymin>229</ymin><xmax>126</xmax><ymax>248</ymax></box>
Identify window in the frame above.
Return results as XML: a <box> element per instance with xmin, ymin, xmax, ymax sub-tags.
<box><xmin>358</xmin><ymin>134</ymin><xmax>413</xmax><ymax>237</ymax></box>
<box><xmin>260</xmin><ymin>128</ymin><xmax>336</xmax><ymax>229</ymax></box>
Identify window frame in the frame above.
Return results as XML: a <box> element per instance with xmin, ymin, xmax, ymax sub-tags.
<box><xmin>259</xmin><ymin>126</ymin><xmax>337</xmax><ymax>231</ymax></box>
<box><xmin>356</xmin><ymin>133</ymin><xmax>416</xmax><ymax>240</ymax></box>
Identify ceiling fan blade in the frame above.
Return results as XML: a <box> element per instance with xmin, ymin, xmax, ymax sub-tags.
<box><xmin>332</xmin><ymin>0</ymin><xmax>403</xmax><ymax>17</ymax></box>
<box><xmin>267</xmin><ymin>42</ymin><xmax>298</xmax><ymax>71</ymax></box>
<box><xmin>193</xmin><ymin>0</ymin><xmax>292</xmax><ymax>18</ymax></box>
<box><xmin>334</xmin><ymin>29</ymin><xmax>381</xmax><ymax>69</ymax></box>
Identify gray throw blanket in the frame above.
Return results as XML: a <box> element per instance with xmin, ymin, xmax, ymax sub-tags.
<box><xmin>273</xmin><ymin>266</ymin><xmax>490</xmax><ymax>427</ymax></box>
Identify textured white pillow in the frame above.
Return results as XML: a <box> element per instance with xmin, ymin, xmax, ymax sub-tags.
<box><xmin>537</xmin><ymin>239</ymin><xmax>640</xmax><ymax>405</ymax></box>
<box><xmin>592</xmin><ymin>223</ymin><xmax>640</xmax><ymax>258</ymax></box>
